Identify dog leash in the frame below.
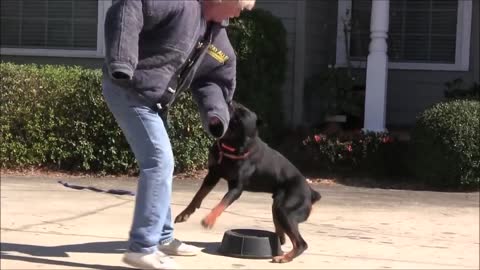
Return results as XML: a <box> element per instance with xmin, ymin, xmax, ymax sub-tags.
<box><xmin>58</xmin><ymin>181</ymin><xmax>135</xmax><ymax>196</ymax></box>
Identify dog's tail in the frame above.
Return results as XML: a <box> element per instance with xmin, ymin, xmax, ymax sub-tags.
<box><xmin>310</xmin><ymin>188</ymin><xmax>322</xmax><ymax>204</ymax></box>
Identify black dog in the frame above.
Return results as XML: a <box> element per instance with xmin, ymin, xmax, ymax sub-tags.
<box><xmin>175</xmin><ymin>102</ymin><xmax>321</xmax><ymax>263</ymax></box>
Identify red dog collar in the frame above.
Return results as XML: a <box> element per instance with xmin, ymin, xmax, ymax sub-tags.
<box><xmin>217</xmin><ymin>141</ymin><xmax>252</xmax><ymax>164</ymax></box>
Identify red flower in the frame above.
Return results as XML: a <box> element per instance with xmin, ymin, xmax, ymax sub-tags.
<box><xmin>346</xmin><ymin>144</ymin><xmax>353</xmax><ymax>152</ymax></box>
<box><xmin>314</xmin><ymin>134</ymin><xmax>322</xmax><ymax>143</ymax></box>
<box><xmin>382</xmin><ymin>136</ymin><xmax>394</xmax><ymax>143</ymax></box>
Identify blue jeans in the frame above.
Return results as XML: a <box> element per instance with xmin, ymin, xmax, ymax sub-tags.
<box><xmin>102</xmin><ymin>78</ymin><xmax>174</xmax><ymax>254</ymax></box>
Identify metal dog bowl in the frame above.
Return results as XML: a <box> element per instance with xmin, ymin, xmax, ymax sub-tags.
<box><xmin>219</xmin><ymin>229</ymin><xmax>283</xmax><ymax>259</ymax></box>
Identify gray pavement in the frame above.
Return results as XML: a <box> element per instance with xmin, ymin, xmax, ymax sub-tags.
<box><xmin>1</xmin><ymin>175</ymin><xmax>479</xmax><ymax>269</ymax></box>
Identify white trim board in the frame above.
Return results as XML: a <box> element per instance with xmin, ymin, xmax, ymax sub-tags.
<box><xmin>292</xmin><ymin>0</ymin><xmax>306</xmax><ymax>127</ymax></box>
<box><xmin>335</xmin><ymin>0</ymin><xmax>472</xmax><ymax>71</ymax></box>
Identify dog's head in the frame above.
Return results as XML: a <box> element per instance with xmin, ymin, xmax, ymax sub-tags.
<box><xmin>222</xmin><ymin>101</ymin><xmax>261</xmax><ymax>144</ymax></box>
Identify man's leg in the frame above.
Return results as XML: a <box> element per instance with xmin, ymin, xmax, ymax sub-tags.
<box><xmin>160</xmin><ymin>207</ymin><xmax>174</xmax><ymax>244</ymax></box>
<box><xmin>102</xmin><ymin>79</ymin><xmax>174</xmax><ymax>254</ymax></box>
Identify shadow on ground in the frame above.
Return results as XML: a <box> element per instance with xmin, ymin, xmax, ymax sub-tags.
<box><xmin>1</xmin><ymin>240</ymin><xmax>227</xmax><ymax>269</ymax></box>
<box><xmin>183</xmin><ymin>241</ymin><xmax>222</xmax><ymax>256</ymax></box>
<box><xmin>1</xmin><ymin>241</ymin><xmax>131</xmax><ymax>270</ymax></box>
<box><xmin>1</xmin><ymin>241</ymin><xmax>127</xmax><ymax>257</ymax></box>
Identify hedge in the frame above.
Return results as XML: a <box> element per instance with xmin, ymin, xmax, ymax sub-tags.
<box><xmin>229</xmin><ymin>9</ymin><xmax>287</xmax><ymax>143</ymax></box>
<box><xmin>0</xmin><ymin>9</ymin><xmax>288</xmax><ymax>174</ymax></box>
<box><xmin>411</xmin><ymin>100</ymin><xmax>480</xmax><ymax>189</ymax></box>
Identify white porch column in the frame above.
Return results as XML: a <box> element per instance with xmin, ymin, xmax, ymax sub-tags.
<box><xmin>292</xmin><ymin>0</ymin><xmax>306</xmax><ymax>127</ymax></box>
<box><xmin>363</xmin><ymin>0</ymin><xmax>390</xmax><ymax>132</ymax></box>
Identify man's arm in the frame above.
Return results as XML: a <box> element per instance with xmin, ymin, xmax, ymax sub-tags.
<box><xmin>104</xmin><ymin>0</ymin><xmax>144</xmax><ymax>80</ymax></box>
<box><xmin>191</xmin><ymin>29</ymin><xmax>237</xmax><ymax>138</ymax></box>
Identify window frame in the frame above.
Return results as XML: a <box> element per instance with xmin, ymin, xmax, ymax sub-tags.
<box><xmin>335</xmin><ymin>0</ymin><xmax>472</xmax><ymax>71</ymax></box>
<box><xmin>0</xmin><ymin>0</ymin><xmax>112</xmax><ymax>58</ymax></box>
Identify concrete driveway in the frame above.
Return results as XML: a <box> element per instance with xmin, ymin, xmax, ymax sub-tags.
<box><xmin>1</xmin><ymin>175</ymin><xmax>479</xmax><ymax>269</ymax></box>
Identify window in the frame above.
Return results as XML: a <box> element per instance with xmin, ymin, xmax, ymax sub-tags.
<box><xmin>336</xmin><ymin>0</ymin><xmax>472</xmax><ymax>71</ymax></box>
<box><xmin>0</xmin><ymin>0</ymin><xmax>111</xmax><ymax>58</ymax></box>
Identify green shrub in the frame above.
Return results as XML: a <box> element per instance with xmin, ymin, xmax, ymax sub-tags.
<box><xmin>0</xmin><ymin>63</ymin><xmax>214</xmax><ymax>174</ymax></box>
<box><xmin>411</xmin><ymin>100</ymin><xmax>480</xmax><ymax>189</ymax></box>
<box><xmin>0</xmin><ymin>63</ymin><xmax>134</xmax><ymax>173</ymax></box>
<box><xmin>229</xmin><ymin>9</ymin><xmax>288</xmax><ymax>143</ymax></box>
<box><xmin>0</xmin><ymin>10</ymin><xmax>288</xmax><ymax>174</ymax></box>
<box><xmin>167</xmin><ymin>94</ymin><xmax>212</xmax><ymax>172</ymax></box>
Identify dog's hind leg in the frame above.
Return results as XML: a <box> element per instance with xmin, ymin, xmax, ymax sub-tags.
<box><xmin>271</xmin><ymin>205</ymin><xmax>308</xmax><ymax>263</ymax></box>
<box><xmin>272</xmin><ymin>203</ymin><xmax>286</xmax><ymax>245</ymax></box>
<box><xmin>174</xmin><ymin>168</ymin><xmax>221</xmax><ymax>223</ymax></box>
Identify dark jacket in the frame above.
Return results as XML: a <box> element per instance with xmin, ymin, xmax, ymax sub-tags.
<box><xmin>103</xmin><ymin>0</ymin><xmax>236</xmax><ymax>137</ymax></box>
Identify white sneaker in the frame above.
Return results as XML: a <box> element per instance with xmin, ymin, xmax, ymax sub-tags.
<box><xmin>122</xmin><ymin>250</ymin><xmax>179</xmax><ymax>269</ymax></box>
<box><xmin>158</xmin><ymin>239</ymin><xmax>201</xmax><ymax>256</ymax></box>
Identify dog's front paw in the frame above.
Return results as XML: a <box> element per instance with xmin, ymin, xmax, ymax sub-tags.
<box><xmin>174</xmin><ymin>209</ymin><xmax>193</xmax><ymax>223</ymax></box>
<box><xmin>201</xmin><ymin>215</ymin><xmax>216</xmax><ymax>229</ymax></box>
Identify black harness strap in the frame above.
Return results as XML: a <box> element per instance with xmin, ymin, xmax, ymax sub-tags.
<box><xmin>156</xmin><ymin>22</ymin><xmax>217</xmax><ymax>114</ymax></box>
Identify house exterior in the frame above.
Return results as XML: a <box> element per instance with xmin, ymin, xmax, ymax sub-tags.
<box><xmin>1</xmin><ymin>0</ymin><xmax>478</xmax><ymax>129</ymax></box>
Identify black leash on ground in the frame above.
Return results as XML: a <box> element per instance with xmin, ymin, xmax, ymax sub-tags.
<box><xmin>58</xmin><ymin>181</ymin><xmax>135</xmax><ymax>196</ymax></box>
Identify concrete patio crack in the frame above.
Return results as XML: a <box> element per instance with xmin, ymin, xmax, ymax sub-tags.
<box><xmin>10</xmin><ymin>200</ymin><xmax>133</xmax><ymax>231</ymax></box>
